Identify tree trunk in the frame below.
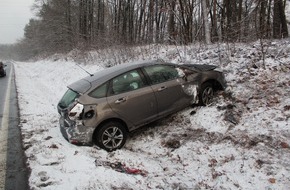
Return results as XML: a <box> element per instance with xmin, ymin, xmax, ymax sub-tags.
<box><xmin>238</xmin><ymin>0</ymin><xmax>243</xmax><ymax>41</ymax></box>
<box><xmin>259</xmin><ymin>0</ymin><xmax>267</xmax><ymax>38</ymax></box>
<box><xmin>66</xmin><ymin>0</ymin><xmax>73</xmax><ymax>47</ymax></box>
<box><xmin>266</xmin><ymin>0</ymin><xmax>272</xmax><ymax>38</ymax></box>
<box><xmin>201</xmin><ymin>0</ymin><xmax>211</xmax><ymax>44</ymax></box>
<box><xmin>168</xmin><ymin>0</ymin><xmax>176</xmax><ymax>44</ymax></box>
<box><xmin>273</xmin><ymin>0</ymin><xmax>288</xmax><ymax>38</ymax></box>
<box><xmin>211</xmin><ymin>0</ymin><xmax>219</xmax><ymax>42</ymax></box>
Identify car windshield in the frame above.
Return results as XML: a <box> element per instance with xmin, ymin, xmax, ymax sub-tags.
<box><xmin>58</xmin><ymin>89</ymin><xmax>79</xmax><ymax>109</ymax></box>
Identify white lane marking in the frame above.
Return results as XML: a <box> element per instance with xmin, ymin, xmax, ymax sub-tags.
<box><xmin>0</xmin><ymin>65</ymin><xmax>12</xmax><ymax>189</ymax></box>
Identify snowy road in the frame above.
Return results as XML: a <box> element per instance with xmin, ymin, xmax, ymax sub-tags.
<box><xmin>0</xmin><ymin>62</ymin><xmax>11</xmax><ymax>189</ymax></box>
<box><xmin>0</xmin><ymin>62</ymin><xmax>28</xmax><ymax>190</ymax></box>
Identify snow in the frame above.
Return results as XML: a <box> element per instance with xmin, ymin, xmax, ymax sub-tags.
<box><xmin>13</xmin><ymin>40</ymin><xmax>290</xmax><ymax>189</ymax></box>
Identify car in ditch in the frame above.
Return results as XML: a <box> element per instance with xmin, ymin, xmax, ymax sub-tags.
<box><xmin>57</xmin><ymin>60</ymin><xmax>227</xmax><ymax>151</ymax></box>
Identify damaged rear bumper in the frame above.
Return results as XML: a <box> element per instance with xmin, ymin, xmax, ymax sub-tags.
<box><xmin>59</xmin><ymin>116</ymin><xmax>93</xmax><ymax>146</ymax></box>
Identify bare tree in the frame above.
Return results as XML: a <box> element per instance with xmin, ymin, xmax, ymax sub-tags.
<box><xmin>273</xmin><ymin>0</ymin><xmax>288</xmax><ymax>38</ymax></box>
<box><xmin>15</xmin><ymin>0</ymin><xmax>290</xmax><ymax>60</ymax></box>
<box><xmin>201</xmin><ymin>0</ymin><xmax>211</xmax><ymax>44</ymax></box>
<box><xmin>167</xmin><ymin>0</ymin><xmax>176</xmax><ymax>44</ymax></box>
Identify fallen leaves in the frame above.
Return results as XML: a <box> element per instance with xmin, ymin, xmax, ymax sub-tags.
<box><xmin>280</xmin><ymin>142</ymin><xmax>289</xmax><ymax>149</ymax></box>
<box><xmin>48</xmin><ymin>144</ymin><xmax>58</xmax><ymax>149</ymax></box>
<box><xmin>162</xmin><ymin>139</ymin><xmax>181</xmax><ymax>149</ymax></box>
<box><xmin>268</xmin><ymin>178</ymin><xmax>276</xmax><ymax>184</ymax></box>
<box><xmin>95</xmin><ymin>160</ymin><xmax>148</xmax><ymax>177</ymax></box>
<box><xmin>284</xmin><ymin>105</ymin><xmax>290</xmax><ymax>111</ymax></box>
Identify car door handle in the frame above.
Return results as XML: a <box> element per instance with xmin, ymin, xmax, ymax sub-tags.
<box><xmin>115</xmin><ymin>97</ymin><xmax>127</xmax><ymax>104</ymax></box>
<box><xmin>157</xmin><ymin>86</ymin><xmax>167</xmax><ymax>92</ymax></box>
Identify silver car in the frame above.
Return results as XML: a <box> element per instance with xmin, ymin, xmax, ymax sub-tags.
<box><xmin>57</xmin><ymin>60</ymin><xmax>226</xmax><ymax>151</ymax></box>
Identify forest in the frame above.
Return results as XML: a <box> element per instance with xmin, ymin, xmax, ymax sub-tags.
<box><xmin>0</xmin><ymin>0</ymin><xmax>289</xmax><ymax>60</ymax></box>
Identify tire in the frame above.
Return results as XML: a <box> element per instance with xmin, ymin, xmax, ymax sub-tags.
<box><xmin>199</xmin><ymin>82</ymin><xmax>215</xmax><ymax>106</ymax></box>
<box><xmin>94</xmin><ymin>121</ymin><xmax>127</xmax><ymax>151</ymax></box>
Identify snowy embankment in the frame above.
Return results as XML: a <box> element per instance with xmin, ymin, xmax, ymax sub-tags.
<box><xmin>14</xmin><ymin>41</ymin><xmax>290</xmax><ymax>189</ymax></box>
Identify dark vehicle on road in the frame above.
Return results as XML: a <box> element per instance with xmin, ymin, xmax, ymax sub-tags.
<box><xmin>57</xmin><ymin>60</ymin><xmax>227</xmax><ymax>151</ymax></box>
<box><xmin>0</xmin><ymin>62</ymin><xmax>6</xmax><ymax>77</ymax></box>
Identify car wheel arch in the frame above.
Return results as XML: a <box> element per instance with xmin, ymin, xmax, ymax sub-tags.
<box><xmin>200</xmin><ymin>79</ymin><xmax>223</xmax><ymax>91</ymax></box>
<box><xmin>92</xmin><ymin>118</ymin><xmax>129</xmax><ymax>140</ymax></box>
<box><xmin>198</xmin><ymin>79</ymin><xmax>223</xmax><ymax>106</ymax></box>
<box><xmin>92</xmin><ymin>118</ymin><xmax>129</xmax><ymax>151</ymax></box>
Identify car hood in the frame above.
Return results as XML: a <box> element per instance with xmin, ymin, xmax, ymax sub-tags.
<box><xmin>68</xmin><ymin>79</ymin><xmax>92</xmax><ymax>94</ymax></box>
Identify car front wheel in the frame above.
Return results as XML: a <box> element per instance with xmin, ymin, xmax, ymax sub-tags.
<box><xmin>199</xmin><ymin>82</ymin><xmax>214</xmax><ymax>106</ymax></box>
<box><xmin>95</xmin><ymin>121</ymin><xmax>127</xmax><ymax>151</ymax></box>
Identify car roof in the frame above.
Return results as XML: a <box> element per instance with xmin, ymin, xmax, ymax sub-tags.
<box><xmin>88</xmin><ymin>60</ymin><xmax>162</xmax><ymax>82</ymax></box>
<box><xmin>68</xmin><ymin>59</ymin><xmax>171</xmax><ymax>93</ymax></box>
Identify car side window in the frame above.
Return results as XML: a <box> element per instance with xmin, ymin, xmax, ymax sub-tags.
<box><xmin>144</xmin><ymin>65</ymin><xmax>179</xmax><ymax>85</ymax></box>
<box><xmin>111</xmin><ymin>70</ymin><xmax>145</xmax><ymax>95</ymax></box>
<box><xmin>88</xmin><ymin>82</ymin><xmax>108</xmax><ymax>98</ymax></box>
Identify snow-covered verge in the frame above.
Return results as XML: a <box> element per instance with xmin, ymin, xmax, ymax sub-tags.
<box><xmin>14</xmin><ymin>40</ymin><xmax>290</xmax><ymax>189</ymax></box>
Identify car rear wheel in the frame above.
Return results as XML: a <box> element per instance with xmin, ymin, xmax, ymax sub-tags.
<box><xmin>95</xmin><ymin>121</ymin><xmax>127</xmax><ymax>151</ymax></box>
<box><xmin>199</xmin><ymin>82</ymin><xmax>214</xmax><ymax>106</ymax></box>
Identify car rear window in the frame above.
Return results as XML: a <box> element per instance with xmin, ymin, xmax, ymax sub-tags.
<box><xmin>58</xmin><ymin>89</ymin><xmax>79</xmax><ymax>109</ymax></box>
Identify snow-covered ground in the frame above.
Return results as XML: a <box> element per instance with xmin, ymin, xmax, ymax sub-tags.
<box><xmin>14</xmin><ymin>40</ymin><xmax>290</xmax><ymax>189</ymax></box>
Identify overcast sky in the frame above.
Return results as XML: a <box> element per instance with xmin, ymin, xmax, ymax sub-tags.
<box><xmin>0</xmin><ymin>0</ymin><xmax>35</xmax><ymax>44</ymax></box>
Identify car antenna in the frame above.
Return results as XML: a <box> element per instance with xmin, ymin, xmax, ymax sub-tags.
<box><xmin>75</xmin><ymin>63</ymin><xmax>94</xmax><ymax>76</ymax></box>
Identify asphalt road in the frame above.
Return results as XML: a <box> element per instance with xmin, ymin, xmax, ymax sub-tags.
<box><xmin>0</xmin><ymin>62</ymin><xmax>29</xmax><ymax>190</ymax></box>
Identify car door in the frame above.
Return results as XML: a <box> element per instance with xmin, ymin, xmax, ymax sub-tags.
<box><xmin>107</xmin><ymin>69</ymin><xmax>158</xmax><ymax>129</ymax></box>
<box><xmin>143</xmin><ymin>65</ymin><xmax>193</xmax><ymax>117</ymax></box>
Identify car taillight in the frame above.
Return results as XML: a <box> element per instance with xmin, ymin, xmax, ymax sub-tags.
<box><xmin>68</xmin><ymin>103</ymin><xmax>83</xmax><ymax>120</ymax></box>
